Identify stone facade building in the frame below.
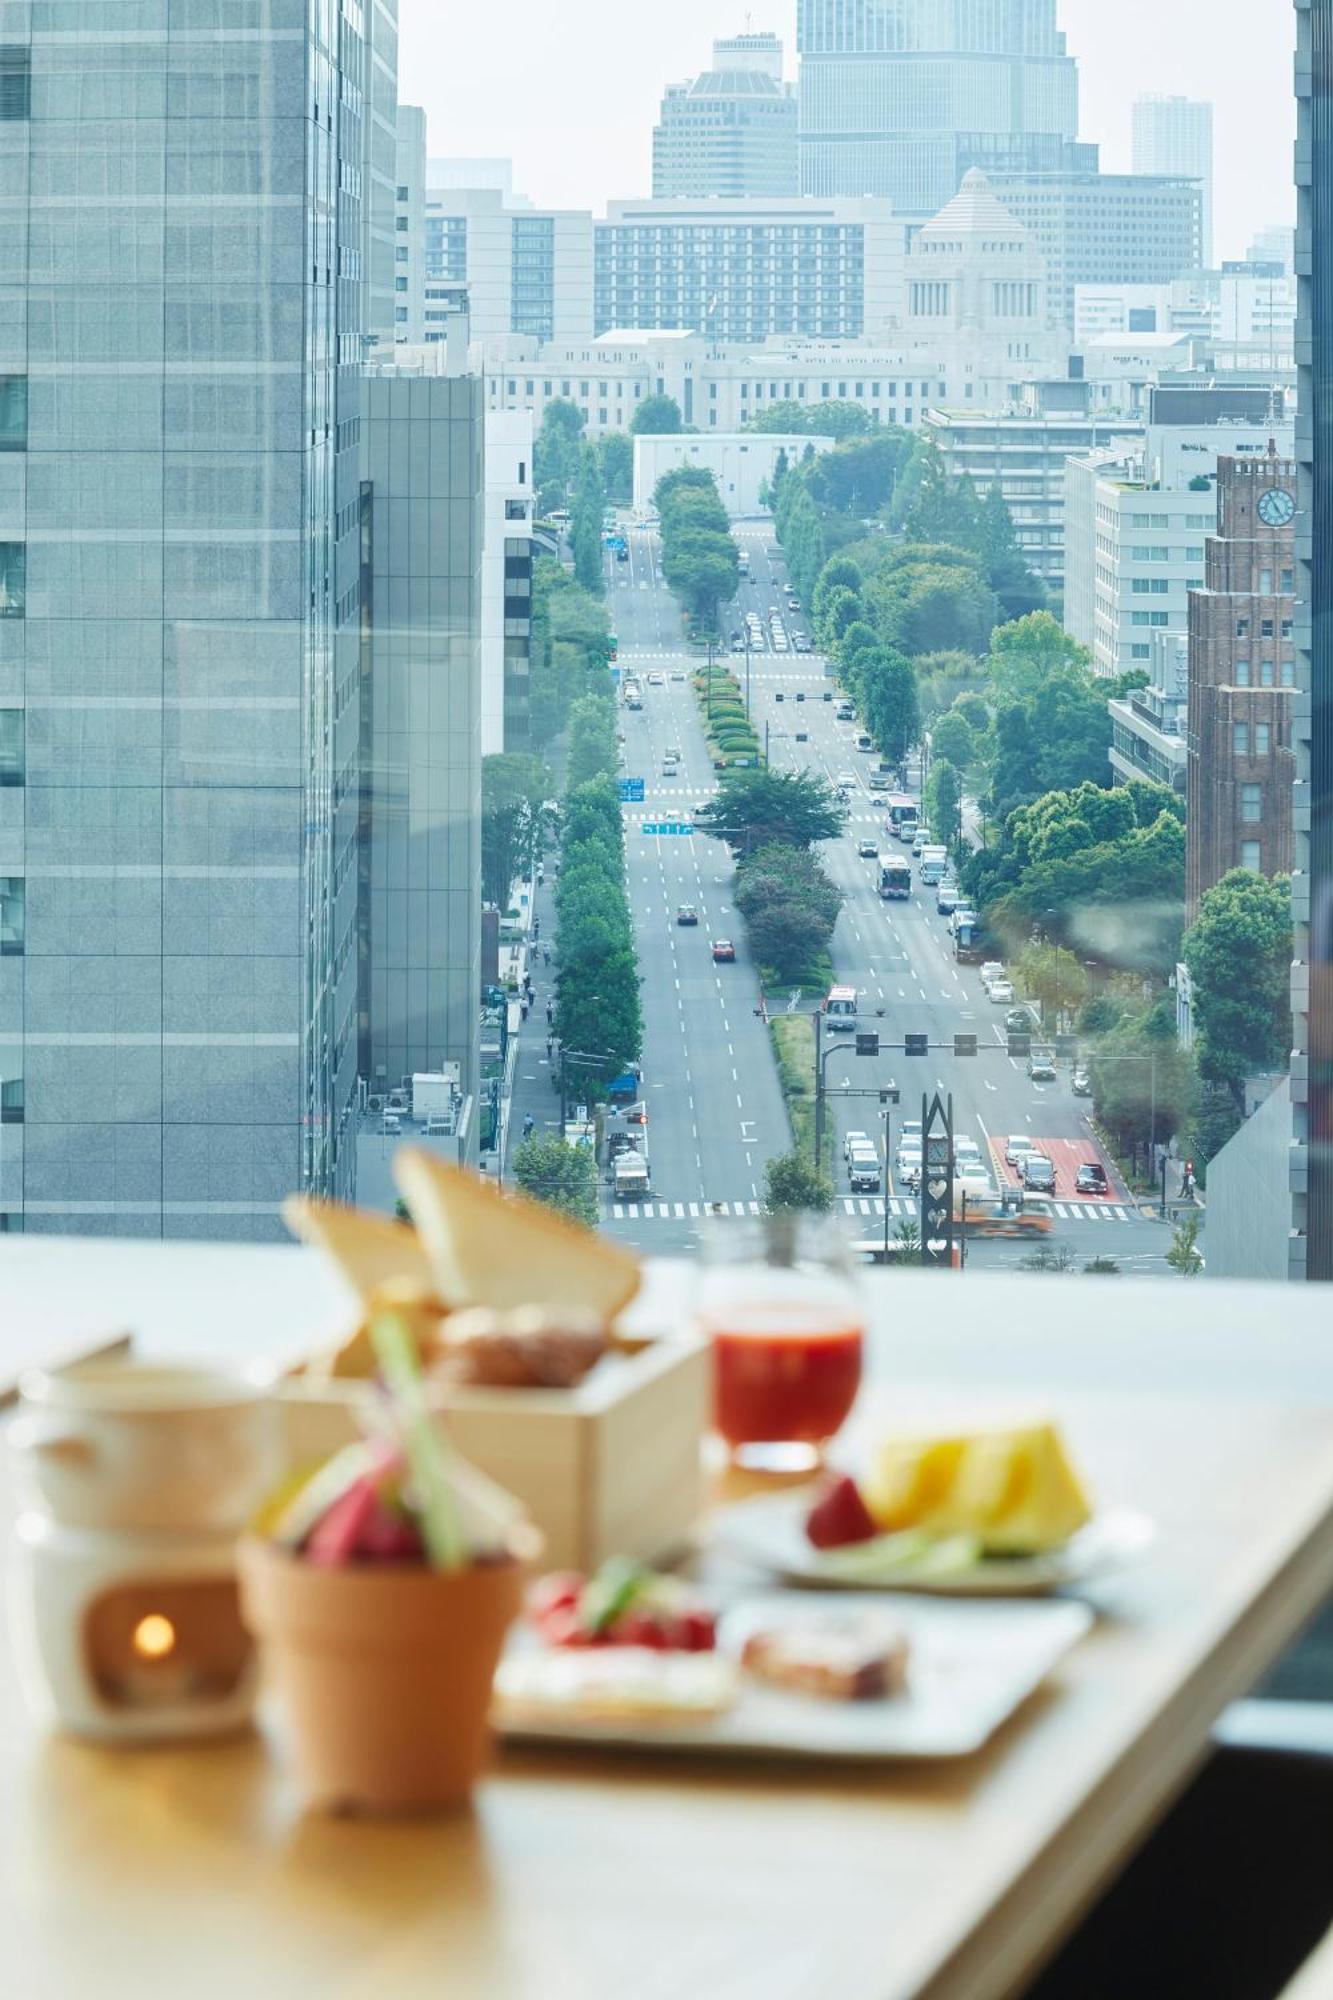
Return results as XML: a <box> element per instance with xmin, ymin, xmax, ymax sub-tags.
<box><xmin>1185</xmin><ymin>452</ymin><xmax>1299</xmax><ymax>919</ymax></box>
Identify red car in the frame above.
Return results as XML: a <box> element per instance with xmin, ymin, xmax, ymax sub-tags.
<box><xmin>712</xmin><ymin>939</ymin><xmax>736</xmax><ymax>963</ymax></box>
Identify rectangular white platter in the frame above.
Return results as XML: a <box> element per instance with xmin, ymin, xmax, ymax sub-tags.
<box><xmin>494</xmin><ymin>1591</ymin><xmax>1093</xmax><ymax>1762</ymax></box>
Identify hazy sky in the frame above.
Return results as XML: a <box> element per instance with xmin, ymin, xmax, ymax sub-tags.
<box><xmin>401</xmin><ymin>0</ymin><xmax>1295</xmax><ymax>259</ymax></box>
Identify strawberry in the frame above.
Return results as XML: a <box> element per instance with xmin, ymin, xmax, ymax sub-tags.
<box><xmin>806</xmin><ymin>1474</ymin><xmax>879</xmax><ymax>1550</ymax></box>
<box><xmin>673</xmin><ymin>1609</ymin><xmax>718</xmax><ymax>1653</ymax></box>
<box><xmin>353</xmin><ymin>1499</ymin><xmax>425</xmax><ymax>1562</ymax></box>
<box><xmin>614</xmin><ymin>1611</ymin><xmax>672</xmax><ymax>1650</ymax></box>
<box><xmin>538</xmin><ymin>1605</ymin><xmax>593</xmax><ymax>1649</ymax></box>
<box><xmin>528</xmin><ymin>1572</ymin><xmax>585</xmax><ymax>1633</ymax></box>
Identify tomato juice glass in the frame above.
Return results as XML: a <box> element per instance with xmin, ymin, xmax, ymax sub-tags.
<box><xmin>698</xmin><ymin>1217</ymin><xmax>864</xmax><ymax>1473</ymax></box>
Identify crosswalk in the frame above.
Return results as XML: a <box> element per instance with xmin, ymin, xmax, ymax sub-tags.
<box><xmin>608</xmin><ymin>1197</ymin><xmax>1140</xmax><ymax>1224</ymax></box>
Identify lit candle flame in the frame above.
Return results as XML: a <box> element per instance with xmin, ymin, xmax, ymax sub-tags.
<box><xmin>132</xmin><ymin>1614</ymin><xmax>176</xmax><ymax>1660</ymax></box>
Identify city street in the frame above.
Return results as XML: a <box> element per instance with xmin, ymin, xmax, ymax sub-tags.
<box><xmin>523</xmin><ymin>515</ymin><xmax>1183</xmax><ymax>1275</ymax></box>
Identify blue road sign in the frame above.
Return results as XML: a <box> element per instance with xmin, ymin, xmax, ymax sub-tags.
<box><xmin>640</xmin><ymin>821</ymin><xmax>694</xmax><ymax>836</ymax></box>
<box><xmin>619</xmin><ymin>777</ymin><xmax>645</xmax><ymax>802</ymax></box>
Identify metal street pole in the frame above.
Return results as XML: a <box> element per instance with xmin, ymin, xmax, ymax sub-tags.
<box><xmin>881</xmin><ymin>1101</ymin><xmax>892</xmax><ymax>1263</ymax></box>
<box><xmin>813</xmin><ymin>1005</ymin><xmax>825</xmax><ymax>1174</ymax></box>
<box><xmin>745</xmin><ymin>631</ymin><xmax>751</xmax><ymax>721</ymax></box>
<box><xmin>707</xmin><ymin>635</ymin><xmax>714</xmax><ymax>724</ymax></box>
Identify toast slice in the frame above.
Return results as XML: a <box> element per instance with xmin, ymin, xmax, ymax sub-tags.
<box><xmin>282</xmin><ymin>1196</ymin><xmax>438</xmax><ymax>1305</ymax></box>
<box><xmin>392</xmin><ymin>1151</ymin><xmax>641</xmax><ymax>1323</ymax></box>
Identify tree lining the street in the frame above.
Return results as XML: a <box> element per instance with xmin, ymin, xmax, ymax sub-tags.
<box><xmin>529</xmin><ymin>560</ymin><xmax>614</xmax><ymax>749</ymax></box>
<box><xmin>481</xmin><ymin>752</ymin><xmax>553</xmax><ymax>910</ymax></box>
<box><xmin>1181</xmin><ymin>870</ymin><xmax>1293</xmax><ymax>1103</ymax></box>
<box><xmin>699</xmin><ymin>767</ymin><xmax>847</xmax><ymax>852</ymax></box>
<box><xmin>570</xmin><ymin>443</ymin><xmax>607</xmax><ymax>597</ymax></box>
<box><xmin>764</xmin><ymin>1150</ymin><xmax>835</xmax><ymax>1215</ymax></box>
<box><xmin>512</xmin><ymin>1134</ymin><xmax>599</xmax><ymax>1229</ymax></box>
<box><xmin>534</xmin><ymin>398</ymin><xmax>585</xmax><ymax>517</ymax></box>
<box><xmin>654</xmin><ymin>466</ymin><xmax>739</xmax><ymax>634</ymax></box>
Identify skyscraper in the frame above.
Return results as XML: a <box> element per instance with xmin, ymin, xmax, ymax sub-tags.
<box><xmin>796</xmin><ymin>0</ymin><xmax>1081</xmax><ymax>216</ymax></box>
<box><xmin>0</xmin><ymin>7</ymin><xmax>384</xmax><ymax>1236</ymax></box>
<box><xmin>653</xmin><ymin>34</ymin><xmax>798</xmax><ymax>199</ymax></box>
<box><xmin>1293</xmin><ymin>0</ymin><xmax>1333</xmax><ymax>1281</ymax></box>
<box><xmin>1133</xmin><ymin>95</ymin><xmax>1214</xmax><ymax>267</ymax></box>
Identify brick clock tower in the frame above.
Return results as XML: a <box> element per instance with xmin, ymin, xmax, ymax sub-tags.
<box><xmin>1185</xmin><ymin>449</ymin><xmax>1298</xmax><ymax>920</ymax></box>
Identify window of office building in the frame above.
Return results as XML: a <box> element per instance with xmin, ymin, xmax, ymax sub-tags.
<box><xmin>1240</xmin><ymin>840</ymin><xmax>1263</xmax><ymax>873</ymax></box>
<box><xmin>1235</xmin><ymin>723</ymin><xmax>1250</xmax><ymax>757</ymax></box>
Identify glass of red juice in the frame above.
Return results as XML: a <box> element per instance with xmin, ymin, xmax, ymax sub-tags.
<box><xmin>698</xmin><ymin>1217</ymin><xmax>864</xmax><ymax>1473</ymax></box>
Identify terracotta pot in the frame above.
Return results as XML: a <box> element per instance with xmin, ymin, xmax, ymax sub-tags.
<box><xmin>238</xmin><ymin>1528</ymin><xmax>539</xmax><ymax>1814</ymax></box>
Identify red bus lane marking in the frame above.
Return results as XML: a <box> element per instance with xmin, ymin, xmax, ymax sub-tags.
<box><xmin>987</xmin><ymin>1136</ymin><xmax>1127</xmax><ymax>1201</ymax></box>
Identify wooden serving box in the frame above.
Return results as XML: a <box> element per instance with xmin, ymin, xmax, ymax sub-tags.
<box><xmin>277</xmin><ymin>1336</ymin><xmax>709</xmax><ymax>1572</ymax></box>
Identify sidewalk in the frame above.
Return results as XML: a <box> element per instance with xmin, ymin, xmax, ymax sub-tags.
<box><xmin>501</xmin><ymin>873</ymin><xmax>563</xmax><ymax>1180</ymax></box>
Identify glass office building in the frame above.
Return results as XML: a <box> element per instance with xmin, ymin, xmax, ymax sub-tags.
<box><xmin>1294</xmin><ymin>0</ymin><xmax>1333</xmax><ymax>1279</ymax></box>
<box><xmin>796</xmin><ymin>0</ymin><xmax>1080</xmax><ymax>216</ymax></box>
<box><xmin>0</xmin><ymin>4</ymin><xmax>378</xmax><ymax>1236</ymax></box>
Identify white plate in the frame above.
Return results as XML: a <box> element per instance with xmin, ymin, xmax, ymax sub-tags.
<box><xmin>709</xmin><ymin>1490</ymin><xmax>1156</xmax><ymax>1596</ymax></box>
<box><xmin>494</xmin><ymin>1592</ymin><xmax>1093</xmax><ymax>1761</ymax></box>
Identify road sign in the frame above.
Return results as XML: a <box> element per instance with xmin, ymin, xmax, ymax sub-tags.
<box><xmin>619</xmin><ymin>777</ymin><xmax>645</xmax><ymax>803</ymax></box>
<box><xmin>639</xmin><ymin>821</ymin><xmax>695</xmax><ymax>836</ymax></box>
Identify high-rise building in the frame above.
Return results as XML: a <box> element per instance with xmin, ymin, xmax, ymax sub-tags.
<box><xmin>359</xmin><ymin>372</ymin><xmax>485</xmax><ymax>1135</ymax></box>
<box><xmin>1292</xmin><ymin>0</ymin><xmax>1332</xmax><ymax>1281</ymax></box>
<box><xmin>795</xmin><ymin>0</ymin><xmax>1081</xmax><ymax>217</ymax></box>
<box><xmin>395</xmin><ymin>108</ymin><xmax>428</xmax><ymax>346</ymax></box>
<box><xmin>986</xmin><ymin>171</ymin><xmax>1203</xmax><ymax>325</ymax></box>
<box><xmin>0</xmin><ymin>6</ymin><xmax>384</xmax><ymax>1235</ymax></box>
<box><xmin>595</xmin><ymin>197</ymin><xmax>906</xmax><ymax>343</ymax></box>
<box><xmin>422</xmin><ymin>189</ymin><xmax>595</xmax><ymax>343</ymax></box>
<box><xmin>1185</xmin><ymin>453</ymin><xmax>1299</xmax><ymax>921</ymax></box>
<box><xmin>653</xmin><ymin>34</ymin><xmax>798</xmax><ymax>199</ymax></box>
<box><xmin>1132</xmin><ymin>95</ymin><xmax>1214</xmax><ymax>267</ymax></box>
<box><xmin>481</xmin><ymin>411</ymin><xmax>536</xmax><ymax>756</ymax></box>
<box><xmin>1247</xmin><ymin>224</ymin><xmax>1296</xmax><ymax>273</ymax></box>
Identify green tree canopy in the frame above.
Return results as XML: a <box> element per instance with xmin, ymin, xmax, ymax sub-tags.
<box><xmin>481</xmin><ymin>752</ymin><xmax>553</xmax><ymax>908</ymax></box>
<box><xmin>924</xmin><ymin>758</ymin><xmax>963</xmax><ymax>848</ymax></box>
<box><xmin>566</xmin><ymin>692</ymin><xmax>619</xmax><ymax>789</ymax></box>
<box><xmin>764</xmin><ymin>1150</ymin><xmax>836</xmax><ymax>1215</ymax></box>
<box><xmin>704</xmin><ymin>767</ymin><xmax>847</xmax><ymax>852</ymax></box>
<box><xmin>859</xmin><ymin>650</ymin><xmax>920</xmax><ymax>765</ymax></box>
<box><xmin>631</xmin><ymin>393</ymin><xmax>684</xmax><ymax>435</ymax></box>
<box><xmin>534</xmin><ymin>399</ymin><xmax>585</xmax><ymax>516</ymax></box>
<box><xmin>1182</xmin><ymin>870</ymin><xmax>1292</xmax><ymax>1098</ymax></box>
<box><xmin>513</xmin><ymin>1135</ymin><xmax>598</xmax><ymax>1229</ymax></box>
<box><xmin>929</xmin><ymin>710</ymin><xmax>975</xmax><ymax>772</ymax></box>
<box><xmin>595</xmin><ymin>432</ymin><xmax>633</xmax><ymax>503</ymax></box>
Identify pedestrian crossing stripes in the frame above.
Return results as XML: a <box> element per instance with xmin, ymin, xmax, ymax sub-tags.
<box><xmin>608</xmin><ymin>1197</ymin><xmax>1139</xmax><ymax>1224</ymax></box>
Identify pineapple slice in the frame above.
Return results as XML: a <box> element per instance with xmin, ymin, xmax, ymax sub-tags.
<box><xmin>863</xmin><ymin>1422</ymin><xmax>1091</xmax><ymax>1555</ymax></box>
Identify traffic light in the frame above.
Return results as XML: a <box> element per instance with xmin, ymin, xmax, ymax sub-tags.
<box><xmin>855</xmin><ymin>1031</ymin><xmax>880</xmax><ymax>1056</ymax></box>
<box><xmin>905</xmin><ymin>1032</ymin><xmax>928</xmax><ymax>1057</ymax></box>
<box><xmin>1007</xmin><ymin>1031</ymin><xmax>1031</xmax><ymax>1058</ymax></box>
<box><xmin>953</xmin><ymin>1033</ymin><xmax>977</xmax><ymax>1058</ymax></box>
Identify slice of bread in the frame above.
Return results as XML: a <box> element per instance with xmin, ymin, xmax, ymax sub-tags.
<box><xmin>393</xmin><ymin>1151</ymin><xmax>641</xmax><ymax>1322</ymax></box>
<box><xmin>282</xmin><ymin>1196</ymin><xmax>438</xmax><ymax>1306</ymax></box>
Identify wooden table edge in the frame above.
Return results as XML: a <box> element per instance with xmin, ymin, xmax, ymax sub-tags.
<box><xmin>913</xmin><ymin>1492</ymin><xmax>1333</xmax><ymax>2000</ymax></box>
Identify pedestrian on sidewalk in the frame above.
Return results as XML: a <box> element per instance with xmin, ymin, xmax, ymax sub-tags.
<box><xmin>546</xmin><ymin>1035</ymin><xmax>555</xmax><ymax>1060</ymax></box>
<box><xmin>522</xmin><ymin>1113</ymin><xmax>535</xmax><ymax>1140</ymax></box>
<box><xmin>542</xmin><ymin>947</ymin><xmax>550</xmax><ymax>967</ymax></box>
<box><xmin>546</xmin><ymin>1001</ymin><xmax>554</xmax><ymax>1027</ymax></box>
<box><xmin>533</xmin><ymin>916</ymin><xmax>541</xmax><ymax>941</ymax></box>
<box><xmin>520</xmin><ymin>998</ymin><xmax>529</xmax><ymax>1021</ymax></box>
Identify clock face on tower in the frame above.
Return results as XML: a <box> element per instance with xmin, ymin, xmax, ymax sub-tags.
<box><xmin>1258</xmin><ymin>486</ymin><xmax>1296</xmax><ymax>528</ymax></box>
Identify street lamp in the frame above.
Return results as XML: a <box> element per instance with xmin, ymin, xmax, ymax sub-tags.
<box><xmin>812</xmin><ymin>1009</ymin><xmax>881</xmax><ymax>1174</ymax></box>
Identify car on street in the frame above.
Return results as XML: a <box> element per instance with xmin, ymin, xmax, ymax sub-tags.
<box><xmin>670</xmin><ymin>669</ymin><xmax>685</xmax><ymax>680</ymax></box>
<box><xmin>1004</xmin><ymin>1007</ymin><xmax>1032</xmax><ymax>1034</ymax></box>
<box><xmin>896</xmin><ymin>1154</ymin><xmax>923</xmax><ymax>1192</ymax></box>
<box><xmin>712</xmin><ymin>938</ymin><xmax>736</xmax><ymax>963</ymax></box>
<box><xmin>786</xmin><ymin>595</ymin><xmax>802</xmax><ymax>610</ymax></box>
<box><xmin>731</xmin><ymin>638</ymin><xmax>745</xmax><ymax>652</ymax></box>
<box><xmin>676</xmin><ymin>905</ymin><xmax>698</xmax><ymax>926</ymax></box>
<box><xmin>953</xmin><ymin>1136</ymin><xmax>982</xmax><ymax>1163</ymax></box>
<box><xmin>693</xmin><ymin>800</ymin><xmax>713</xmax><ymax>818</ymax></box>
<box><xmin>980</xmin><ymin>961</ymin><xmax>1004</xmax><ymax>988</ymax></box>
<box><xmin>836</xmin><ymin>770</ymin><xmax>857</xmax><ymax>790</ymax></box>
<box><xmin>662</xmin><ymin>760</ymin><xmax>677</xmax><ymax>778</ymax></box>
<box><xmin>1027</xmin><ymin>1050</ymin><xmax>1057</xmax><ymax>1082</ymax></box>
<box><xmin>988</xmin><ymin>978</ymin><xmax>1016</xmax><ymax>1004</ymax></box>
<box><xmin>857</xmin><ymin>839</ymin><xmax>879</xmax><ymax>858</ymax></box>
<box><xmin>847</xmin><ymin>1147</ymin><xmax>882</xmax><ymax>1193</ymax></box>
<box><xmin>647</xmin><ymin>671</ymin><xmax>664</xmax><ymax>686</ymax></box>
<box><xmin>912</xmin><ymin>828</ymin><xmax>932</xmax><ymax>857</ymax></box>
<box><xmin>1022</xmin><ymin>1153</ymin><xmax>1056</xmax><ymax>1194</ymax></box>
<box><xmin>843</xmin><ymin>1130</ymin><xmax>871</xmax><ymax>1161</ymax></box>
<box><xmin>1076</xmin><ymin>1161</ymin><xmax>1110</xmax><ymax>1197</ymax></box>
<box><xmin>1072</xmin><ymin>1066</ymin><xmax>1092</xmax><ymax>1097</ymax></box>
<box><xmin>836</xmin><ymin>704</ymin><xmax>855</xmax><ymax>721</ymax></box>
<box><xmin>794</xmin><ymin>636</ymin><xmax>812</xmax><ymax>654</ymax></box>
<box><xmin>1004</xmin><ymin>1134</ymin><xmax>1036</xmax><ymax>1167</ymax></box>
<box><xmin>955</xmin><ymin>1161</ymin><xmax>992</xmax><ymax>1196</ymax></box>
<box><xmin>935</xmin><ymin>881</ymin><xmax>960</xmax><ymax>914</ymax></box>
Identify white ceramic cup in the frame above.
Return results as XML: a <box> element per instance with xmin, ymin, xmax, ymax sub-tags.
<box><xmin>8</xmin><ymin>1361</ymin><xmax>281</xmax><ymax>1535</ymax></box>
